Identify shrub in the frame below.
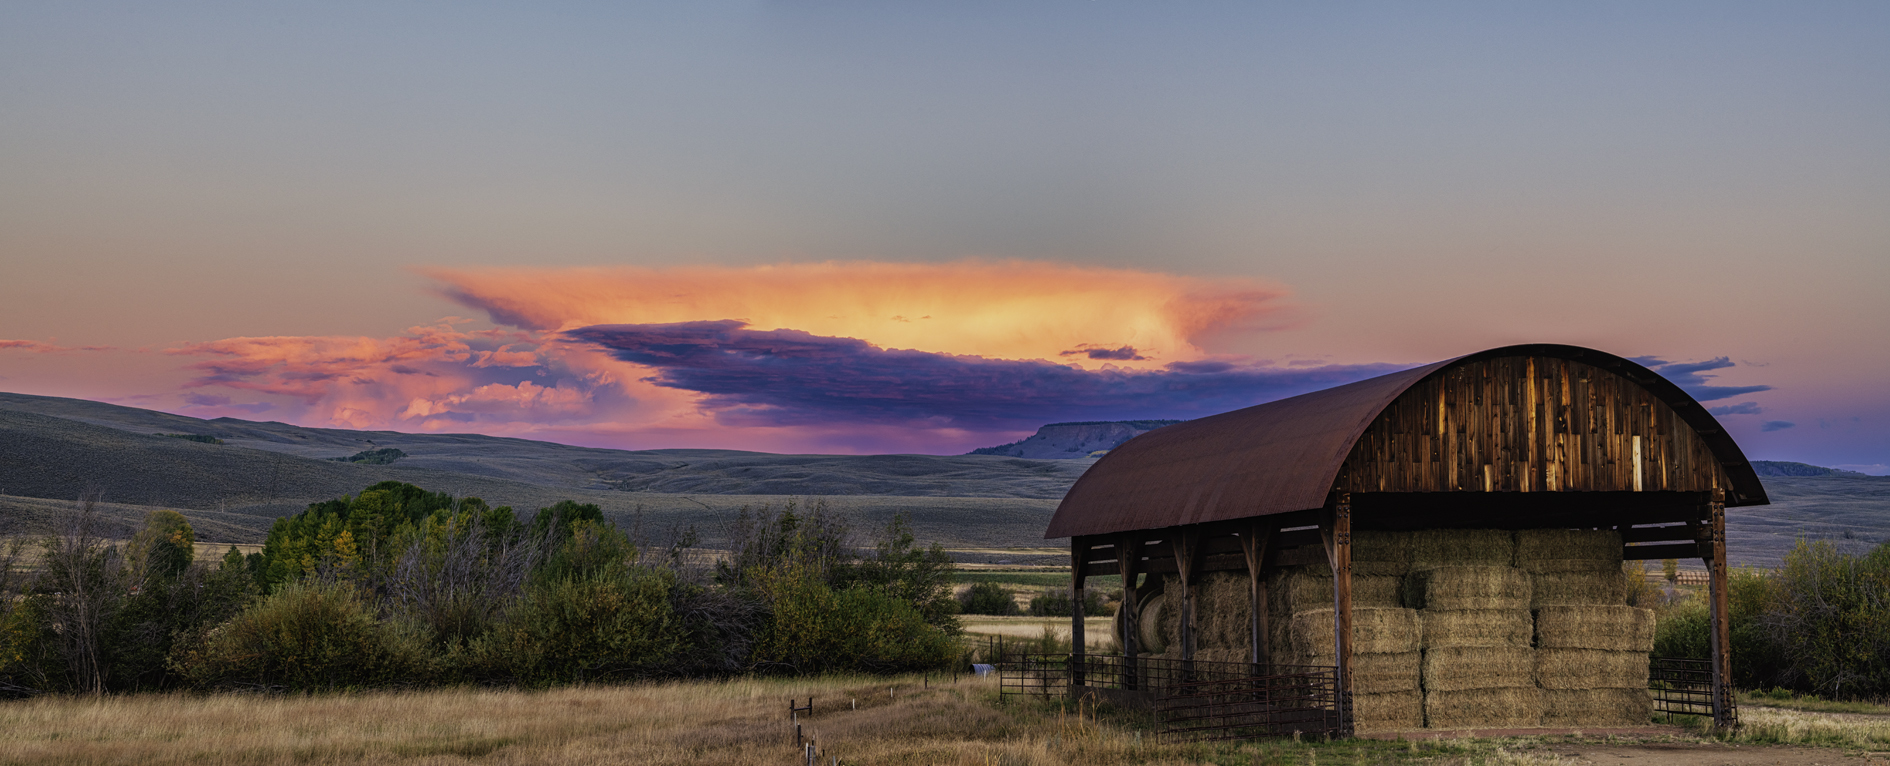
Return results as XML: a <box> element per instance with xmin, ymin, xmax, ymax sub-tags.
<box><xmin>1026</xmin><ymin>588</ymin><xmax>1110</xmax><ymax>617</ymax></box>
<box><xmin>1763</xmin><ymin>540</ymin><xmax>1890</xmax><ymax>698</ymax></box>
<box><xmin>172</xmin><ymin>581</ymin><xmax>429</xmax><ymax>691</ymax></box>
<box><xmin>833</xmin><ymin>514</ymin><xmax>960</xmax><ymax>632</ymax></box>
<box><xmin>1653</xmin><ymin>564</ymin><xmax>1822</xmax><ymax>692</ymax></box>
<box><xmin>467</xmin><ymin>567</ymin><xmax>684</xmax><ymax>684</ymax></box>
<box><xmin>0</xmin><ymin>596</ymin><xmax>60</xmax><ymax>697</ymax></box>
<box><xmin>749</xmin><ymin>561</ymin><xmax>956</xmax><ymax>674</ymax></box>
<box><xmin>959</xmin><ymin>582</ymin><xmax>1020</xmax><ymax>616</ymax></box>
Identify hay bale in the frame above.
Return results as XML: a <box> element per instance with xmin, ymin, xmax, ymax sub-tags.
<box><xmin>1352</xmin><ymin>530</ymin><xmax>1413</xmax><ymax>577</ymax></box>
<box><xmin>1424</xmin><ymin>688</ymin><xmax>1543</xmax><ymax>729</ymax></box>
<box><xmin>1420</xmin><ymin>647</ymin><xmax>1534</xmax><ymax>691</ymax></box>
<box><xmin>1354</xmin><ymin>651</ymin><xmax>1420</xmax><ymax>694</ymax></box>
<box><xmin>1409</xmin><ymin>529</ymin><xmax>1515</xmax><ymax>570</ymax></box>
<box><xmin>1419</xmin><ymin>609</ymin><xmax>1533</xmax><ymax>648</ymax></box>
<box><xmin>1409</xmin><ymin>566</ymin><xmax>1531</xmax><ymax>610</ymax></box>
<box><xmin>1194</xmin><ymin>571</ymin><xmax>1252</xmax><ymax>653</ymax></box>
<box><xmin>1290</xmin><ymin>608</ymin><xmax>1420</xmax><ymax>656</ymax></box>
<box><xmin>1354</xmin><ymin>690</ymin><xmax>1423</xmax><ymax>733</ymax></box>
<box><xmin>1282</xmin><ymin>650</ymin><xmax>1417</xmax><ymax>695</ymax></box>
<box><xmin>1526</xmin><ymin>558</ymin><xmax>1626</xmax><ymax>574</ymax></box>
<box><xmin>1536</xmin><ymin>649</ymin><xmax>1650</xmax><ymax>690</ymax></box>
<box><xmin>1535</xmin><ymin>606</ymin><xmax>1655</xmax><ymax>652</ymax></box>
<box><xmin>1541</xmin><ymin>688</ymin><xmax>1654</xmax><ymax>727</ymax></box>
<box><xmin>1531</xmin><ymin>570</ymin><xmax>1628</xmax><ymax>607</ymax></box>
<box><xmin>1516</xmin><ymin>529</ymin><xmax>1622</xmax><ymax>570</ymax></box>
<box><xmin>1271</xmin><ymin>570</ymin><xmax>1404</xmax><ymax>613</ymax></box>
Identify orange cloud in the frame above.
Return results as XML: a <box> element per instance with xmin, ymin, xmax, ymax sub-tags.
<box><xmin>427</xmin><ymin>260</ymin><xmax>1298</xmax><ymax>367</ymax></box>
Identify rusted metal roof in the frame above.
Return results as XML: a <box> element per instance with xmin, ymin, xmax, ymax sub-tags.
<box><xmin>1045</xmin><ymin>344</ymin><xmax>1768</xmax><ymax>539</ymax></box>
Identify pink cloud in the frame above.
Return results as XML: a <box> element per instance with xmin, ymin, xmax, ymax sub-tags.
<box><xmin>0</xmin><ymin>339</ymin><xmax>116</xmax><ymax>353</ymax></box>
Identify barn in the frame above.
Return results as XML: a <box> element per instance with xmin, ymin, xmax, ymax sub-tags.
<box><xmin>1041</xmin><ymin>344</ymin><xmax>1765</xmax><ymax>736</ymax></box>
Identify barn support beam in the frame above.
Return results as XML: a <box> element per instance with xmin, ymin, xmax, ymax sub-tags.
<box><xmin>1321</xmin><ymin>493</ymin><xmax>1354</xmax><ymax>737</ymax></box>
<box><xmin>1172</xmin><ymin>529</ymin><xmax>1202</xmax><ymax>666</ymax></box>
<box><xmin>1706</xmin><ymin>488</ymin><xmax>1737</xmax><ymax>729</ymax></box>
<box><xmin>1070</xmin><ymin>536</ymin><xmax>1088</xmax><ymax>688</ymax></box>
<box><xmin>1117</xmin><ymin>537</ymin><xmax>1141</xmax><ymax>690</ymax></box>
<box><xmin>1242</xmin><ymin>522</ymin><xmax>1272</xmax><ymax>669</ymax></box>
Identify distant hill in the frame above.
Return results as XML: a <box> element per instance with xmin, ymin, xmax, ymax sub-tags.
<box><xmin>968</xmin><ymin>420</ymin><xmax>1182</xmax><ymax>459</ymax></box>
<box><xmin>1752</xmin><ymin>460</ymin><xmax>1870</xmax><ymax>477</ymax></box>
<box><xmin>0</xmin><ymin>391</ymin><xmax>1080</xmax><ymax>553</ymax></box>
<box><xmin>2</xmin><ymin>391</ymin><xmax>1885</xmax><ymax>570</ymax></box>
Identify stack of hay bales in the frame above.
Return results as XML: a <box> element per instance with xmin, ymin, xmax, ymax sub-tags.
<box><xmin>1133</xmin><ymin>527</ymin><xmax>1653</xmax><ymax>732</ymax></box>
<box><xmin>1271</xmin><ymin>531</ymin><xmax>1420</xmax><ymax>732</ymax></box>
<box><xmin>1411</xmin><ymin>557</ymin><xmax>1542</xmax><ymax>728</ymax></box>
<box><xmin>1521</xmin><ymin>530</ymin><xmax>1655</xmax><ymax>726</ymax></box>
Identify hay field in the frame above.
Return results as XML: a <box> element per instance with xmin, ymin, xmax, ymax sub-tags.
<box><xmin>959</xmin><ymin>616</ymin><xmax>1118</xmax><ymax>649</ymax></box>
<box><xmin>0</xmin><ymin>675</ymin><xmax>1748</xmax><ymax>766</ymax></box>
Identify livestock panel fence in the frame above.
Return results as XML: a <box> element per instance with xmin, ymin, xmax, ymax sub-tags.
<box><xmin>998</xmin><ymin>654</ymin><xmax>1346</xmax><ymax>741</ymax></box>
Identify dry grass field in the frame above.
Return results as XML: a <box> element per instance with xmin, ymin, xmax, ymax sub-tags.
<box><xmin>3</xmin><ymin>675</ymin><xmax>1886</xmax><ymax>766</ymax></box>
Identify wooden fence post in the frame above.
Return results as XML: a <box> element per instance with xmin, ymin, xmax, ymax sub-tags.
<box><xmin>1706</xmin><ymin>487</ymin><xmax>1737</xmax><ymax>730</ymax></box>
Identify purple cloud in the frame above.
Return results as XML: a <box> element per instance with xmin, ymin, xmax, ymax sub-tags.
<box><xmin>1709</xmin><ymin>401</ymin><xmax>1763</xmax><ymax>416</ymax></box>
<box><xmin>1630</xmin><ymin>356</ymin><xmax>1773</xmax><ymax>402</ymax></box>
<box><xmin>565</xmin><ymin>321</ymin><xmax>1400</xmax><ymax>429</ymax></box>
<box><xmin>1061</xmin><ymin>345</ymin><xmax>1147</xmax><ymax>361</ymax></box>
<box><xmin>1761</xmin><ymin>420</ymin><xmax>1796</xmax><ymax>432</ymax></box>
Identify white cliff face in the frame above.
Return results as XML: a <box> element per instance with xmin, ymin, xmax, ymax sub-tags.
<box><xmin>967</xmin><ymin>420</ymin><xmax>1181</xmax><ymax>460</ymax></box>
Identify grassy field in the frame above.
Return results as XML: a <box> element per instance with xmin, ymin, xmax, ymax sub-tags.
<box><xmin>1</xmin><ymin>672</ymin><xmax>1886</xmax><ymax>764</ymax></box>
<box><xmin>959</xmin><ymin>616</ymin><xmax>1119</xmax><ymax>650</ymax></box>
<box><xmin>0</xmin><ymin>674</ymin><xmax>1714</xmax><ymax>766</ymax></box>
<box><xmin>952</xmin><ymin>571</ymin><xmax>1076</xmax><ymax>588</ymax></box>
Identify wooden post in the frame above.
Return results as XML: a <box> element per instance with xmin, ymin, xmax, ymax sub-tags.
<box><xmin>1706</xmin><ymin>487</ymin><xmax>1737</xmax><ymax>729</ymax></box>
<box><xmin>1241</xmin><ymin>522</ymin><xmax>1273</xmax><ymax>669</ymax></box>
<box><xmin>1071</xmin><ymin>536</ymin><xmax>1088</xmax><ymax>688</ymax></box>
<box><xmin>1172</xmin><ymin>528</ymin><xmax>1201</xmax><ymax>664</ymax></box>
<box><xmin>1117</xmin><ymin>536</ymin><xmax>1141</xmax><ymax>690</ymax></box>
<box><xmin>1321</xmin><ymin>493</ymin><xmax>1354</xmax><ymax>736</ymax></box>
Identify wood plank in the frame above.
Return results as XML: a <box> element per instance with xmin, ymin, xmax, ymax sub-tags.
<box><xmin>1624</xmin><ymin>542</ymin><xmax>1702</xmax><ymax>560</ymax></box>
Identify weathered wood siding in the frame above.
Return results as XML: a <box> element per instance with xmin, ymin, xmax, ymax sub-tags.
<box><xmin>1338</xmin><ymin>356</ymin><xmax>1725</xmax><ymax>493</ymax></box>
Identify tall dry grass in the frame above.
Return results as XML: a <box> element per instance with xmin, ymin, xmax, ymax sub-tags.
<box><xmin>0</xmin><ymin>673</ymin><xmax>1606</xmax><ymax>765</ymax></box>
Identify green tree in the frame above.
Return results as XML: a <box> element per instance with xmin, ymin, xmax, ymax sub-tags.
<box><xmin>128</xmin><ymin>510</ymin><xmax>195</xmax><ymax>583</ymax></box>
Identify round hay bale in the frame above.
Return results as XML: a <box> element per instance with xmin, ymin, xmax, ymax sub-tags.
<box><xmin>1536</xmin><ymin>648</ymin><xmax>1651</xmax><ymax>690</ymax></box>
<box><xmin>1420</xmin><ymin>646</ymin><xmax>1534</xmax><ymax>691</ymax></box>
<box><xmin>1534</xmin><ymin>605</ymin><xmax>1655</xmax><ymax>652</ymax></box>
<box><xmin>1138</xmin><ymin>591</ymin><xmax>1168</xmax><ymax>653</ymax></box>
<box><xmin>1530</xmin><ymin>570</ymin><xmax>1628</xmax><ymax>607</ymax></box>
<box><xmin>1517</xmin><ymin>529</ymin><xmax>1622</xmax><ymax>570</ymax></box>
<box><xmin>1354</xmin><ymin>689</ymin><xmax>1423</xmax><ymax>733</ymax></box>
<box><xmin>1289</xmin><ymin>607</ymin><xmax>1419</xmax><ymax>656</ymax></box>
<box><xmin>1409</xmin><ymin>529</ymin><xmax>1516</xmax><ymax>569</ymax></box>
<box><xmin>1409</xmin><ymin>566</ymin><xmax>1531</xmax><ymax>610</ymax></box>
<box><xmin>1424</xmin><ymin>687</ymin><xmax>1543</xmax><ymax>729</ymax></box>
<box><xmin>1541</xmin><ymin>688</ymin><xmax>1654</xmax><ymax>727</ymax></box>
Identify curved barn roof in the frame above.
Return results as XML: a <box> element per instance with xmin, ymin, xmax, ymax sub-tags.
<box><xmin>1045</xmin><ymin>344</ymin><xmax>1767</xmax><ymax>539</ymax></box>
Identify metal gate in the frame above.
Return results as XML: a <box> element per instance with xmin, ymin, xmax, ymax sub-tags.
<box><xmin>1649</xmin><ymin>656</ymin><xmax>1723</xmax><ymax>717</ymax></box>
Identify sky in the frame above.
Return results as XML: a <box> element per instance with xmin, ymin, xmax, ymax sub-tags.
<box><xmin>2</xmin><ymin>2</ymin><xmax>1886</xmax><ymax>470</ymax></box>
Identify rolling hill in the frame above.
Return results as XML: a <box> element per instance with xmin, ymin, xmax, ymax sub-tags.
<box><xmin>0</xmin><ymin>391</ymin><xmax>1883</xmax><ymax>569</ymax></box>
